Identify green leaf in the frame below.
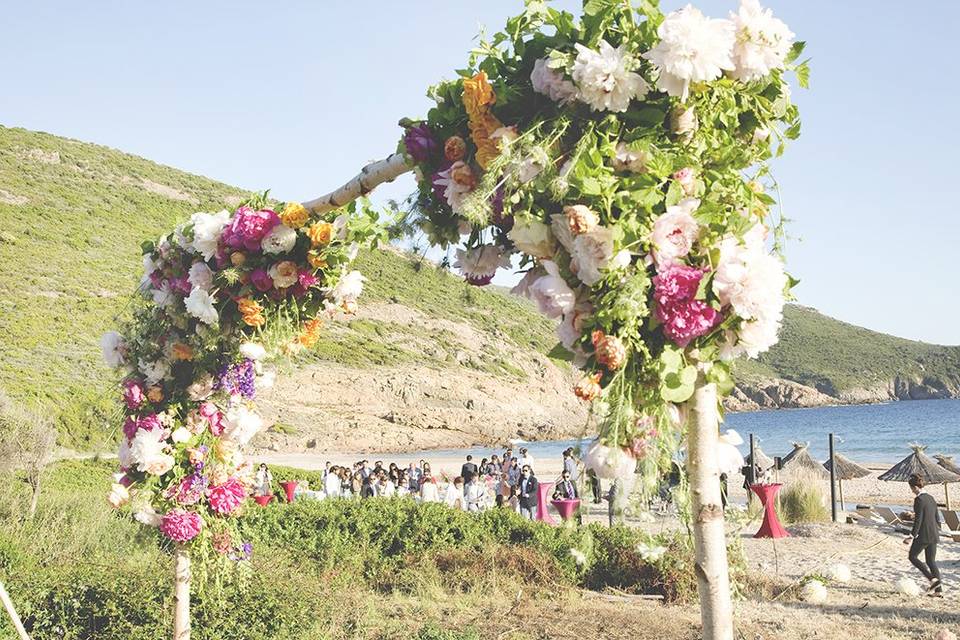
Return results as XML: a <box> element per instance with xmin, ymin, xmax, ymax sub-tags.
<box><xmin>660</xmin><ymin>346</ymin><xmax>683</xmax><ymax>373</ymax></box>
<box><xmin>661</xmin><ymin>365</ymin><xmax>697</xmax><ymax>403</ymax></box>
<box><xmin>706</xmin><ymin>363</ymin><xmax>735</xmax><ymax>396</ymax></box>
<box><xmin>785</xmin><ymin>41</ymin><xmax>806</xmax><ymax>65</ymax></box>
<box><xmin>547</xmin><ymin>342</ymin><xmax>575</xmax><ymax>363</ymax></box>
<box><xmin>140</xmin><ymin>240</ymin><xmax>155</xmax><ymax>255</ymax></box>
<box><xmin>795</xmin><ymin>61</ymin><xmax>810</xmax><ymax>89</ymax></box>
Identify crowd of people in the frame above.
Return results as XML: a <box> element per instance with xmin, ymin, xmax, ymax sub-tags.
<box><xmin>254</xmin><ymin>447</ymin><xmax>595</xmax><ymax>519</ymax></box>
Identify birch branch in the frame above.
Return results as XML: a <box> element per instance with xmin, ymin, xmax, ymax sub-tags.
<box><xmin>303</xmin><ymin>153</ymin><xmax>413</xmax><ymax>214</ymax></box>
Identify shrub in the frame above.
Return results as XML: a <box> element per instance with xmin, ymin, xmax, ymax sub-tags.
<box><xmin>779</xmin><ymin>473</ymin><xmax>830</xmax><ymax>524</ymax></box>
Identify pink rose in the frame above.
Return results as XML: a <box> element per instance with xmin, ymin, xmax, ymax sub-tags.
<box><xmin>123</xmin><ymin>380</ymin><xmax>146</xmax><ymax>410</ymax></box>
<box><xmin>653</xmin><ymin>264</ymin><xmax>721</xmax><ymax>347</ymax></box>
<box><xmin>199</xmin><ymin>402</ymin><xmax>225</xmax><ymax>436</ymax></box>
<box><xmin>651</xmin><ymin>198</ymin><xmax>700</xmax><ymax>268</ymax></box>
<box><xmin>160</xmin><ymin>509</ymin><xmax>203</xmax><ymax>543</ymax></box>
<box><xmin>222</xmin><ymin>207</ymin><xmax>280</xmax><ymax>252</ymax></box>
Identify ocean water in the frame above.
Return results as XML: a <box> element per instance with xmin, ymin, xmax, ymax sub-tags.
<box><xmin>399</xmin><ymin>399</ymin><xmax>960</xmax><ymax>466</ymax></box>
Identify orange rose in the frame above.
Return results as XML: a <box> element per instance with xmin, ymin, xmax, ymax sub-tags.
<box><xmin>574</xmin><ymin>372</ymin><xmax>603</xmax><ymax>402</ymax></box>
<box><xmin>307</xmin><ymin>222</ymin><xmax>334</xmax><ymax>247</ymax></box>
<box><xmin>146</xmin><ymin>386</ymin><xmax>164</xmax><ymax>403</ymax></box>
<box><xmin>462</xmin><ymin>72</ymin><xmax>504</xmax><ymax>170</ymax></box>
<box><xmin>307</xmin><ymin>249</ymin><xmax>327</xmax><ymax>269</ymax></box>
<box><xmin>444</xmin><ymin>136</ymin><xmax>466</xmax><ymax>162</ymax></box>
<box><xmin>280</xmin><ymin>202</ymin><xmax>310</xmax><ymax>229</ymax></box>
<box><xmin>237</xmin><ymin>298</ymin><xmax>266</xmax><ymax>328</ymax></box>
<box><xmin>297</xmin><ymin>318</ymin><xmax>323</xmax><ymax>348</ymax></box>
<box><xmin>171</xmin><ymin>342</ymin><xmax>194</xmax><ymax>361</ymax></box>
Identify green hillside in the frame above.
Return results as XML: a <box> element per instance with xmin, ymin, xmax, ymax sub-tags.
<box><xmin>1</xmin><ymin>126</ymin><xmax>957</xmax><ymax>448</ymax></box>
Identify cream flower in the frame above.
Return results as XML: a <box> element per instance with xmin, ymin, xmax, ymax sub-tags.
<box><xmin>556</xmin><ymin>299</ymin><xmax>592</xmax><ymax>350</ymax></box>
<box><xmin>729</xmin><ymin>0</ymin><xmax>794</xmax><ymax>82</ymax></box>
<box><xmin>434</xmin><ymin>166</ymin><xmax>473</xmax><ymax>215</ymax></box>
<box><xmin>190</xmin><ymin>210</ymin><xmax>231</xmax><ymax>260</ymax></box>
<box><xmin>188</xmin><ymin>262</ymin><xmax>214</xmax><ymax>292</ymax></box>
<box><xmin>239</xmin><ymin>342</ymin><xmax>267</xmax><ymax>361</ymax></box>
<box><xmin>261</xmin><ymin>223</ymin><xmax>298</xmax><ymax>255</ymax></box>
<box><xmin>571</xmin><ymin>226</ymin><xmax>616</xmax><ymax>285</ymax></box>
<box><xmin>651</xmin><ymin>198</ymin><xmax>700</xmax><ymax>267</ymax></box>
<box><xmin>528</xmin><ymin>261</ymin><xmax>576</xmax><ymax>319</ymax></box>
<box><xmin>100</xmin><ymin>331</ymin><xmax>126</xmax><ymax>368</ymax></box>
<box><xmin>171</xmin><ymin>426</ymin><xmax>192</xmax><ymax>444</ymax></box>
<box><xmin>130</xmin><ymin>428</ymin><xmax>174</xmax><ymax>476</ymax></box>
<box><xmin>510</xmin><ymin>267</ymin><xmax>544</xmax><ymax>299</ymax></box>
<box><xmin>223</xmin><ymin>404</ymin><xmax>264</xmax><ymax>445</ymax></box>
<box><xmin>613</xmin><ymin>142</ymin><xmax>651</xmax><ymax>173</ymax></box>
<box><xmin>572</xmin><ymin>40</ymin><xmax>649</xmax><ymax>112</ymax></box>
<box><xmin>508</xmin><ymin>218</ymin><xmax>555</xmax><ymax>259</ymax></box>
<box><xmin>107</xmin><ymin>483</ymin><xmax>129</xmax><ymax>509</ymax></box>
<box><xmin>329</xmin><ymin>269</ymin><xmax>365</xmax><ymax>304</ymax></box>
<box><xmin>584</xmin><ymin>440</ymin><xmax>636</xmax><ymax>480</ymax></box>
<box><xmin>549</xmin><ymin>214</ymin><xmax>576</xmax><ymax>253</ymax></box>
<box><xmin>453</xmin><ymin>244</ymin><xmax>512</xmax><ymax>286</ymax></box>
<box><xmin>184</xmin><ymin>287</ymin><xmax>219</xmax><ymax>326</ymax></box>
<box><xmin>187</xmin><ymin>374</ymin><xmax>215</xmax><ymax>401</ymax></box>
<box><xmin>644</xmin><ymin>5</ymin><xmax>735</xmax><ymax>100</ymax></box>
<box><xmin>151</xmin><ymin>282</ymin><xmax>175</xmax><ymax>308</ymax></box>
<box><xmin>268</xmin><ymin>260</ymin><xmax>299</xmax><ymax>289</ymax></box>
<box><xmin>138</xmin><ymin>358</ymin><xmax>170</xmax><ymax>385</ymax></box>
<box><xmin>530</xmin><ymin>58</ymin><xmax>577</xmax><ymax>104</ymax></box>
<box><xmin>141</xmin><ymin>253</ymin><xmax>159</xmax><ymax>287</ymax></box>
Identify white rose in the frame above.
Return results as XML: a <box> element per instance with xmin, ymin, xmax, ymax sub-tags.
<box><xmin>571</xmin><ymin>226</ymin><xmax>615</xmax><ymax>285</ymax></box>
<box><xmin>184</xmin><ymin>288</ymin><xmax>219</xmax><ymax>326</ymax></box>
<box><xmin>171</xmin><ymin>427</ymin><xmax>192</xmax><ymax>444</ymax></box>
<box><xmin>100</xmin><ymin>331</ymin><xmax>126</xmax><ymax>368</ymax></box>
<box><xmin>190</xmin><ymin>210</ymin><xmax>231</xmax><ymax>260</ymax></box>
<box><xmin>187</xmin><ymin>262</ymin><xmax>214</xmax><ymax>292</ymax></box>
<box><xmin>261</xmin><ymin>223</ymin><xmax>297</xmax><ymax>254</ymax></box>
<box><xmin>528</xmin><ymin>261</ymin><xmax>576</xmax><ymax>319</ymax></box>
<box><xmin>507</xmin><ymin>218</ymin><xmax>555</xmax><ymax>259</ymax></box>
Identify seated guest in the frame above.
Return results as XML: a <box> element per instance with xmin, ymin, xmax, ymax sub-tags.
<box><xmin>552</xmin><ymin>470</ymin><xmax>578</xmax><ymax>500</ymax></box>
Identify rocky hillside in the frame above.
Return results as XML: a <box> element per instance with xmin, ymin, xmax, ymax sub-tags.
<box><xmin>1</xmin><ymin>126</ymin><xmax>957</xmax><ymax>453</ymax></box>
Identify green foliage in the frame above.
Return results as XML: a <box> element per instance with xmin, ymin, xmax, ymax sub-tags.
<box><xmin>779</xmin><ymin>475</ymin><xmax>830</xmax><ymax>524</ymax></box>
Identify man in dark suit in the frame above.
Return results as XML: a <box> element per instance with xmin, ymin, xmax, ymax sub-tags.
<box><xmin>552</xmin><ymin>470</ymin><xmax>578</xmax><ymax>500</ymax></box>
<box><xmin>460</xmin><ymin>455</ymin><xmax>477</xmax><ymax>484</ymax></box>
<box><xmin>904</xmin><ymin>474</ymin><xmax>943</xmax><ymax>596</ymax></box>
<box><xmin>517</xmin><ymin>465</ymin><xmax>539</xmax><ymax>520</ymax></box>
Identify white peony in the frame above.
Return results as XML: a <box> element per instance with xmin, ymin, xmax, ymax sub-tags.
<box><xmin>613</xmin><ymin>142</ymin><xmax>651</xmax><ymax>173</ymax></box>
<box><xmin>530</xmin><ymin>58</ymin><xmax>578</xmax><ymax>104</ymax></box>
<box><xmin>644</xmin><ymin>5</ymin><xmax>735</xmax><ymax>100</ymax></box>
<box><xmin>828</xmin><ymin>563</ymin><xmax>851</xmax><ymax>583</ymax></box>
<box><xmin>453</xmin><ymin>245</ymin><xmax>512</xmax><ymax>286</ymax></box>
<box><xmin>100</xmin><ymin>331</ymin><xmax>126</xmax><ymax>368</ymax></box>
<box><xmin>528</xmin><ymin>261</ymin><xmax>576</xmax><ymax>319</ymax></box>
<box><xmin>651</xmin><ymin>198</ymin><xmax>700</xmax><ymax>267</ymax></box>
<box><xmin>170</xmin><ymin>426</ymin><xmax>192</xmax><ymax>444</ymax></box>
<box><xmin>223</xmin><ymin>404</ymin><xmax>264</xmax><ymax>445</ymax></box>
<box><xmin>572</xmin><ymin>40</ymin><xmax>649</xmax><ymax>112</ymax></box>
<box><xmin>151</xmin><ymin>281</ymin><xmax>175</xmax><ymax>308</ymax></box>
<box><xmin>187</xmin><ymin>262</ymin><xmax>214</xmax><ymax>292</ymax></box>
<box><xmin>133</xmin><ymin>504</ymin><xmax>162</xmax><ymax>527</ymax></box>
<box><xmin>510</xmin><ymin>267</ymin><xmax>544</xmax><ymax>299</ymax></box>
<box><xmin>571</xmin><ymin>226</ymin><xmax>615</xmax><ymax>285</ymax></box>
<box><xmin>508</xmin><ymin>218</ymin><xmax>555</xmax><ymax>259</ymax></box>
<box><xmin>141</xmin><ymin>253</ymin><xmax>158</xmax><ymax>287</ymax></box>
<box><xmin>330</xmin><ymin>269</ymin><xmax>365</xmax><ymax>304</ymax></box>
<box><xmin>801</xmin><ymin>579</ymin><xmax>828</xmax><ymax>604</ymax></box>
<box><xmin>138</xmin><ymin>358</ymin><xmax>170</xmax><ymax>385</ymax></box>
<box><xmin>184</xmin><ymin>287</ymin><xmax>219</xmax><ymax>326</ymax></box>
<box><xmin>190</xmin><ymin>210</ymin><xmax>231</xmax><ymax>260</ymax></box>
<box><xmin>729</xmin><ymin>0</ymin><xmax>794</xmax><ymax>82</ymax></box>
<box><xmin>129</xmin><ymin>428</ymin><xmax>174</xmax><ymax>476</ymax></box>
<box><xmin>106</xmin><ymin>483</ymin><xmax>129</xmax><ymax>509</ymax></box>
<box><xmin>584</xmin><ymin>440</ymin><xmax>636</xmax><ymax>480</ymax></box>
<box><xmin>260</xmin><ymin>223</ymin><xmax>297</xmax><ymax>254</ymax></box>
<box><xmin>239</xmin><ymin>342</ymin><xmax>267</xmax><ymax>361</ymax></box>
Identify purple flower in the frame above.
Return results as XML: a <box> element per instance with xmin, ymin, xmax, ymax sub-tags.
<box><xmin>170</xmin><ymin>275</ymin><xmax>192</xmax><ymax>295</ymax></box>
<box><xmin>404</xmin><ymin>123</ymin><xmax>438</xmax><ymax>163</ymax></box>
<box><xmin>250</xmin><ymin>268</ymin><xmax>273</xmax><ymax>293</ymax></box>
<box><xmin>221</xmin><ymin>207</ymin><xmax>280</xmax><ymax>252</ymax></box>
<box><xmin>217</xmin><ymin>359</ymin><xmax>256</xmax><ymax>399</ymax></box>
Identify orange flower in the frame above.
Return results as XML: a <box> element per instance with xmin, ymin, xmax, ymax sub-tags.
<box><xmin>297</xmin><ymin>318</ymin><xmax>323</xmax><ymax>348</ymax></box>
<box><xmin>230</xmin><ymin>252</ymin><xmax>246</xmax><ymax>267</ymax></box>
<box><xmin>462</xmin><ymin>72</ymin><xmax>504</xmax><ymax>170</ymax></box>
<box><xmin>280</xmin><ymin>202</ymin><xmax>310</xmax><ymax>229</ymax></box>
<box><xmin>444</xmin><ymin>136</ymin><xmax>466</xmax><ymax>162</ymax></box>
<box><xmin>595</xmin><ymin>334</ymin><xmax>627</xmax><ymax>371</ymax></box>
<box><xmin>146</xmin><ymin>386</ymin><xmax>164</xmax><ymax>403</ymax></box>
<box><xmin>171</xmin><ymin>342</ymin><xmax>194</xmax><ymax>361</ymax></box>
<box><xmin>236</xmin><ymin>298</ymin><xmax>266</xmax><ymax>328</ymax></box>
<box><xmin>574</xmin><ymin>372</ymin><xmax>603</xmax><ymax>402</ymax></box>
<box><xmin>450</xmin><ymin>161</ymin><xmax>477</xmax><ymax>189</ymax></box>
<box><xmin>307</xmin><ymin>249</ymin><xmax>327</xmax><ymax>269</ymax></box>
<box><xmin>307</xmin><ymin>222</ymin><xmax>334</xmax><ymax>247</ymax></box>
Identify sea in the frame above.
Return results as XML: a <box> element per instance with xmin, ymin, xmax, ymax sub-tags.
<box><xmin>397</xmin><ymin>398</ymin><xmax>960</xmax><ymax>466</ymax></box>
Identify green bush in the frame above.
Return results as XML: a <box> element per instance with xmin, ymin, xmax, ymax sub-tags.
<box><xmin>779</xmin><ymin>474</ymin><xmax>830</xmax><ymax>524</ymax></box>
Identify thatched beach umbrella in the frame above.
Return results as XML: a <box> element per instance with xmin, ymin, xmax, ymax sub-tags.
<box><xmin>879</xmin><ymin>445</ymin><xmax>960</xmax><ymax>508</ymax></box>
<box><xmin>934</xmin><ymin>454</ymin><xmax>960</xmax><ymax>509</ymax></box>
<box><xmin>823</xmin><ymin>453</ymin><xmax>871</xmax><ymax>508</ymax></box>
<box><xmin>782</xmin><ymin>442</ymin><xmax>829</xmax><ymax>480</ymax></box>
<box><xmin>744</xmin><ymin>445</ymin><xmax>774</xmax><ymax>471</ymax></box>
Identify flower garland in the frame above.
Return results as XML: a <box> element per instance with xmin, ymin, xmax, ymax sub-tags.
<box><xmin>399</xmin><ymin>0</ymin><xmax>805</xmax><ymax>491</ymax></box>
<box><xmin>102</xmin><ymin>193</ymin><xmax>385</xmax><ymax>562</ymax></box>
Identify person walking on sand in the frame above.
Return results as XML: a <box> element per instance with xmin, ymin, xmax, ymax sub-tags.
<box><xmin>517</xmin><ymin>465</ymin><xmax>539</xmax><ymax>520</ymax></box>
<box><xmin>904</xmin><ymin>474</ymin><xmax>943</xmax><ymax>596</ymax></box>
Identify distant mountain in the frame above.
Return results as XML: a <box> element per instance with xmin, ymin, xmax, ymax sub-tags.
<box><xmin>1</xmin><ymin>126</ymin><xmax>957</xmax><ymax>452</ymax></box>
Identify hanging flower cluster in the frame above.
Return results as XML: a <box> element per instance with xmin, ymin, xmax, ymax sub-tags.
<box><xmin>101</xmin><ymin>193</ymin><xmax>385</xmax><ymax>558</ymax></box>
<box><xmin>399</xmin><ymin>0</ymin><xmax>805</xmax><ymax>483</ymax></box>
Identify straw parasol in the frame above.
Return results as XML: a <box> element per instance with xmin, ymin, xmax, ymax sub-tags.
<box><xmin>934</xmin><ymin>454</ymin><xmax>960</xmax><ymax>508</ymax></box>
<box><xmin>879</xmin><ymin>445</ymin><xmax>960</xmax><ymax>508</ymax></box>
<box><xmin>781</xmin><ymin>442</ymin><xmax>829</xmax><ymax>480</ymax></box>
<box><xmin>744</xmin><ymin>445</ymin><xmax>774</xmax><ymax>471</ymax></box>
<box><xmin>823</xmin><ymin>453</ymin><xmax>871</xmax><ymax>508</ymax></box>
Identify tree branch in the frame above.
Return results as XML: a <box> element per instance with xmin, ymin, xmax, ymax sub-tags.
<box><xmin>303</xmin><ymin>153</ymin><xmax>413</xmax><ymax>214</ymax></box>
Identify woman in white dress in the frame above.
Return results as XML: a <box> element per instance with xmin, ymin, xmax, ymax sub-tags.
<box><xmin>420</xmin><ymin>476</ymin><xmax>441</xmax><ymax>503</ymax></box>
<box><xmin>324</xmin><ymin>466</ymin><xmax>342</xmax><ymax>499</ymax></box>
<box><xmin>444</xmin><ymin>477</ymin><xmax>466</xmax><ymax>511</ymax></box>
<box><xmin>254</xmin><ymin>463</ymin><xmax>273</xmax><ymax>497</ymax></box>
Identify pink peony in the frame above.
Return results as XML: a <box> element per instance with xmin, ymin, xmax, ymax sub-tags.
<box><xmin>250</xmin><ymin>268</ymin><xmax>273</xmax><ymax>293</ymax></box>
<box><xmin>123</xmin><ymin>415</ymin><xmax>139</xmax><ymax>440</ymax></box>
<box><xmin>160</xmin><ymin>509</ymin><xmax>203</xmax><ymax>543</ymax></box>
<box><xmin>651</xmin><ymin>198</ymin><xmax>700</xmax><ymax>267</ymax></box>
<box><xmin>207</xmin><ymin>477</ymin><xmax>247</xmax><ymax>515</ymax></box>
<box><xmin>123</xmin><ymin>380</ymin><xmax>146</xmax><ymax>410</ymax></box>
<box><xmin>653</xmin><ymin>264</ymin><xmax>721</xmax><ymax>347</ymax></box>
<box><xmin>221</xmin><ymin>207</ymin><xmax>280</xmax><ymax>252</ymax></box>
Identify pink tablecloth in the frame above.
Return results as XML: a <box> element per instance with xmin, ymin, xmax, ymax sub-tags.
<box><xmin>551</xmin><ymin>499</ymin><xmax>580</xmax><ymax>521</ymax></box>
<box><xmin>280</xmin><ymin>481</ymin><xmax>298</xmax><ymax>504</ymax></box>
<box><xmin>751</xmin><ymin>483</ymin><xmax>789</xmax><ymax>538</ymax></box>
<box><xmin>536</xmin><ymin>482</ymin><xmax>555</xmax><ymax>524</ymax></box>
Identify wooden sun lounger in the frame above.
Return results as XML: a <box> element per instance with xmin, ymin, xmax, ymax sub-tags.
<box><xmin>940</xmin><ymin>509</ymin><xmax>960</xmax><ymax>543</ymax></box>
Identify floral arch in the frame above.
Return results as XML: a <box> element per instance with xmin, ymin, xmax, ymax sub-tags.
<box><xmin>101</xmin><ymin>2</ymin><xmax>805</xmax><ymax>639</ymax></box>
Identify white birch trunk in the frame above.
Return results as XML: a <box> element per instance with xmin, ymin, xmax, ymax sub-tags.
<box><xmin>0</xmin><ymin>582</ymin><xmax>30</xmax><ymax>640</ymax></box>
<box><xmin>173</xmin><ymin>547</ymin><xmax>191</xmax><ymax>640</ymax></box>
<box><xmin>302</xmin><ymin>153</ymin><xmax>412</xmax><ymax>214</ymax></box>
<box><xmin>688</xmin><ymin>381</ymin><xmax>734</xmax><ymax>640</ymax></box>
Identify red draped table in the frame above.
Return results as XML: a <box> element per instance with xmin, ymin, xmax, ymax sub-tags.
<box><xmin>280</xmin><ymin>480</ymin><xmax>298</xmax><ymax>504</ymax></box>
<box><xmin>551</xmin><ymin>498</ymin><xmax>581</xmax><ymax>522</ymax></box>
<box><xmin>751</xmin><ymin>483</ymin><xmax>789</xmax><ymax>538</ymax></box>
<box><xmin>536</xmin><ymin>482</ymin><xmax>556</xmax><ymax>524</ymax></box>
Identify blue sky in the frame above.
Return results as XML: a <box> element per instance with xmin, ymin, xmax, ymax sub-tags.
<box><xmin>3</xmin><ymin>1</ymin><xmax>958</xmax><ymax>345</ymax></box>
